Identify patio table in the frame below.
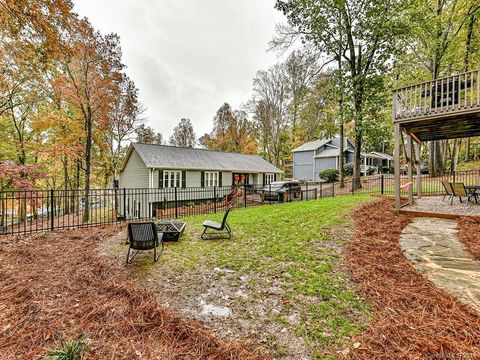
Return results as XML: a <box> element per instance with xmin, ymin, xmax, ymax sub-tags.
<box><xmin>155</xmin><ymin>220</ymin><xmax>186</xmax><ymax>242</ymax></box>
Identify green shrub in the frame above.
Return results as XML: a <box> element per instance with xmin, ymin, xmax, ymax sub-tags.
<box><xmin>343</xmin><ymin>163</ymin><xmax>354</xmax><ymax>176</ymax></box>
<box><xmin>46</xmin><ymin>338</ymin><xmax>91</xmax><ymax>360</ymax></box>
<box><xmin>367</xmin><ymin>167</ymin><xmax>376</xmax><ymax>176</ymax></box>
<box><xmin>319</xmin><ymin>168</ymin><xmax>339</xmax><ymax>182</ymax></box>
<box><xmin>380</xmin><ymin>165</ymin><xmax>393</xmax><ymax>174</ymax></box>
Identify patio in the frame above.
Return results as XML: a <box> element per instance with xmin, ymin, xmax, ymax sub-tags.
<box><xmin>402</xmin><ymin>196</ymin><xmax>480</xmax><ymax>217</ymax></box>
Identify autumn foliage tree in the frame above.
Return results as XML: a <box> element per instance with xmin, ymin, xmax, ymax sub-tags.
<box><xmin>169</xmin><ymin>118</ymin><xmax>196</xmax><ymax>147</ymax></box>
<box><xmin>199</xmin><ymin>103</ymin><xmax>257</xmax><ymax>153</ymax></box>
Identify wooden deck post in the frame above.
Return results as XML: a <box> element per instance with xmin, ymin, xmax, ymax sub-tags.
<box><xmin>406</xmin><ymin>133</ymin><xmax>413</xmax><ymax>205</ymax></box>
<box><xmin>415</xmin><ymin>141</ymin><xmax>422</xmax><ymax>199</ymax></box>
<box><xmin>394</xmin><ymin>123</ymin><xmax>401</xmax><ymax>211</ymax></box>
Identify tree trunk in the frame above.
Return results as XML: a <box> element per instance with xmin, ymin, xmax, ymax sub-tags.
<box><xmin>63</xmin><ymin>156</ymin><xmax>69</xmax><ymax>215</ymax></box>
<box><xmin>450</xmin><ymin>139</ymin><xmax>461</xmax><ymax>173</ymax></box>
<box><xmin>339</xmin><ymin>121</ymin><xmax>345</xmax><ymax>188</ymax></box>
<box><xmin>466</xmin><ymin>138</ymin><xmax>471</xmax><ymax>162</ymax></box>
<box><xmin>82</xmin><ymin>110</ymin><xmax>92</xmax><ymax>224</ymax></box>
<box><xmin>441</xmin><ymin>140</ymin><xmax>449</xmax><ymax>168</ymax></box>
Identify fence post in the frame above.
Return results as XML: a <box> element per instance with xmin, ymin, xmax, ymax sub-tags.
<box><xmin>332</xmin><ymin>181</ymin><xmax>335</xmax><ymax>197</ymax></box>
<box><xmin>453</xmin><ymin>171</ymin><xmax>456</xmax><ymax>184</ymax></box>
<box><xmin>174</xmin><ymin>187</ymin><xmax>178</xmax><ymax>218</ymax></box>
<box><xmin>50</xmin><ymin>189</ymin><xmax>54</xmax><ymax>231</ymax></box>
<box><xmin>214</xmin><ymin>186</ymin><xmax>217</xmax><ymax>213</ymax></box>
<box><xmin>306</xmin><ymin>182</ymin><xmax>308</xmax><ymax>200</ymax></box>
<box><xmin>244</xmin><ymin>185</ymin><xmax>247</xmax><ymax>208</ymax></box>
<box><xmin>381</xmin><ymin>175</ymin><xmax>384</xmax><ymax>195</ymax></box>
<box><xmin>320</xmin><ymin>182</ymin><xmax>323</xmax><ymax>199</ymax></box>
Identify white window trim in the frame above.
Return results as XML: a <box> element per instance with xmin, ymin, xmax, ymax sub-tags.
<box><xmin>265</xmin><ymin>173</ymin><xmax>275</xmax><ymax>185</ymax></box>
<box><xmin>204</xmin><ymin>171</ymin><xmax>219</xmax><ymax>187</ymax></box>
<box><xmin>163</xmin><ymin>170</ymin><xmax>182</xmax><ymax>188</ymax></box>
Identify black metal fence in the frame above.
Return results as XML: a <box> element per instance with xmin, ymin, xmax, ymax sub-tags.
<box><xmin>0</xmin><ymin>184</ymin><xmax>318</xmax><ymax>235</ymax></box>
<box><xmin>1</xmin><ymin>170</ymin><xmax>479</xmax><ymax>236</ymax></box>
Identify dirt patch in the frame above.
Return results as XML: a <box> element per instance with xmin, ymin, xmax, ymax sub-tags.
<box><xmin>458</xmin><ymin>216</ymin><xmax>480</xmax><ymax>260</ymax></box>
<box><xmin>344</xmin><ymin>197</ymin><xmax>480</xmax><ymax>359</ymax></box>
<box><xmin>101</xmin><ymin>229</ymin><xmax>311</xmax><ymax>359</ymax></box>
<box><xmin>0</xmin><ymin>226</ymin><xmax>266</xmax><ymax>359</ymax></box>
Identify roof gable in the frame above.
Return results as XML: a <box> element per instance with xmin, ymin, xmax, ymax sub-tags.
<box><xmin>293</xmin><ymin>137</ymin><xmax>354</xmax><ymax>153</ymax></box>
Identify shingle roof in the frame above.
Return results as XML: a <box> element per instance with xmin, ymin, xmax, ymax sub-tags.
<box><xmin>124</xmin><ymin>143</ymin><xmax>283</xmax><ymax>173</ymax></box>
<box><xmin>314</xmin><ymin>148</ymin><xmax>354</xmax><ymax>158</ymax></box>
<box><xmin>292</xmin><ymin>139</ymin><xmax>330</xmax><ymax>152</ymax></box>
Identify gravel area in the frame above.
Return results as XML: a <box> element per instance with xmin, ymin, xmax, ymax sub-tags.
<box><xmin>406</xmin><ymin>196</ymin><xmax>480</xmax><ymax>216</ymax></box>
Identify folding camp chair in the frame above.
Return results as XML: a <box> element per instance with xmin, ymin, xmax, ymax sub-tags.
<box><xmin>126</xmin><ymin>222</ymin><xmax>164</xmax><ymax>264</ymax></box>
<box><xmin>450</xmin><ymin>182</ymin><xmax>476</xmax><ymax>206</ymax></box>
<box><xmin>440</xmin><ymin>180</ymin><xmax>453</xmax><ymax>202</ymax></box>
<box><xmin>201</xmin><ymin>206</ymin><xmax>232</xmax><ymax>239</ymax></box>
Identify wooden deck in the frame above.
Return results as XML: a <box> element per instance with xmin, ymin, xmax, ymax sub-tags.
<box><xmin>393</xmin><ymin>70</ymin><xmax>480</xmax><ymax>211</ymax></box>
<box><xmin>393</xmin><ymin>70</ymin><xmax>480</xmax><ymax>141</ymax></box>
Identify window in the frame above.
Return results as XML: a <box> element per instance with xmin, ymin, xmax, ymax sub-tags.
<box><xmin>204</xmin><ymin>171</ymin><xmax>219</xmax><ymax>187</ymax></box>
<box><xmin>163</xmin><ymin>170</ymin><xmax>182</xmax><ymax>188</ymax></box>
<box><xmin>265</xmin><ymin>173</ymin><xmax>275</xmax><ymax>185</ymax></box>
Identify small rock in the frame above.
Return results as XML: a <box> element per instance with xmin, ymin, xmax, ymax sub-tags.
<box><xmin>271</xmin><ymin>308</ymin><xmax>280</xmax><ymax>316</ymax></box>
<box><xmin>353</xmin><ymin>342</ymin><xmax>361</xmax><ymax>349</ymax></box>
<box><xmin>213</xmin><ymin>267</ymin><xmax>235</xmax><ymax>274</ymax></box>
<box><xmin>201</xmin><ymin>303</ymin><xmax>232</xmax><ymax>317</ymax></box>
<box><xmin>280</xmin><ymin>327</ymin><xmax>288</xmax><ymax>333</ymax></box>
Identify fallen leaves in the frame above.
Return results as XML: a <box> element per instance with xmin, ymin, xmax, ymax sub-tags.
<box><xmin>0</xmin><ymin>225</ymin><xmax>267</xmax><ymax>359</ymax></box>
<box><xmin>344</xmin><ymin>197</ymin><xmax>480</xmax><ymax>359</ymax></box>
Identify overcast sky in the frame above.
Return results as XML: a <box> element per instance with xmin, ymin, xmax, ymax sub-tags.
<box><xmin>72</xmin><ymin>0</ymin><xmax>285</xmax><ymax>140</ymax></box>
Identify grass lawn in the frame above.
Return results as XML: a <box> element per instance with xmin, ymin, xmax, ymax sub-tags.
<box><xmin>118</xmin><ymin>195</ymin><xmax>374</xmax><ymax>358</ymax></box>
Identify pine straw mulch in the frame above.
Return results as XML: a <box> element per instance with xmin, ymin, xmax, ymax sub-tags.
<box><xmin>0</xmin><ymin>226</ymin><xmax>267</xmax><ymax>359</ymax></box>
<box><xmin>458</xmin><ymin>216</ymin><xmax>480</xmax><ymax>260</ymax></box>
<box><xmin>344</xmin><ymin>197</ymin><xmax>480</xmax><ymax>359</ymax></box>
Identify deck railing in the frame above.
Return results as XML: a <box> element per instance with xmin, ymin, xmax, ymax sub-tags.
<box><xmin>393</xmin><ymin>70</ymin><xmax>480</xmax><ymax>121</ymax></box>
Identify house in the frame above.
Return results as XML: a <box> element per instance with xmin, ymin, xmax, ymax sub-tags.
<box><xmin>292</xmin><ymin>136</ymin><xmax>391</xmax><ymax>181</ymax></box>
<box><xmin>118</xmin><ymin>143</ymin><xmax>282</xmax><ymax>218</ymax></box>
<box><xmin>364</xmin><ymin>151</ymin><xmax>393</xmax><ymax>170</ymax></box>
<box><xmin>292</xmin><ymin>136</ymin><xmax>355</xmax><ymax>181</ymax></box>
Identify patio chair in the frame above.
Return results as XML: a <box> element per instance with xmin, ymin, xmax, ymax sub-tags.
<box><xmin>201</xmin><ymin>206</ymin><xmax>232</xmax><ymax>240</ymax></box>
<box><xmin>450</xmin><ymin>182</ymin><xmax>476</xmax><ymax>206</ymax></box>
<box><xmin>440</xmin><ymin>180</ymin><xmax>453</xmax><ymax>202</ymax></box>
<box><xmin>126</xmin><ymin>222</ymin><xmax>164</xmax><ymax>264</ymax></box>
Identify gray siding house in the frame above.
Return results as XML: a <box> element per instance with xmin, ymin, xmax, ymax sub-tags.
<box><xmin>293</xmin><ymin>137</ymin><xmax>355</xmax><ymax>181</ymax></box>
<box><xmin>119</xmin><ymin>143</ymin><xmax>282</xmax><ymax>218</ymax></box>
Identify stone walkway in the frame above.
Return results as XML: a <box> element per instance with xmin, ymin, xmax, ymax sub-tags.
<box><xmin>400</xmin><ymin>217</ymin><xmax>480</xmax><ymax>312</ymax></box>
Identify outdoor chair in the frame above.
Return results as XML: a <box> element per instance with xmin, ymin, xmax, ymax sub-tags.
<box><xmin>440</xmin><ymin>180</ymin><xmax>453</xmax><ymax>202</ymax></box>
<box><xmin>450</xmin><ymin>182</ymin><xmax>476</xmax><ymax>206</ymax></box>
<box><xmin>126</xmin><ymin>222</ymin><xmax>164</xmax><ymax>264</ymax></box>
<box><xmin>201</xmin><ymin>206</ymin><xmax>232</xmax><ymax>240</ymax></box>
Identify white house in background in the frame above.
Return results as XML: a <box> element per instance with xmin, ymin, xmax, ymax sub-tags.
<box><xmin>292</xmin><ymin>136</ymin><xmax>392</xmax><ymax>181</ymax></box>
<box><xmin>118</xmin><ymin>143</ymin><xmax>282</xmax><ymax>218</ymax></box>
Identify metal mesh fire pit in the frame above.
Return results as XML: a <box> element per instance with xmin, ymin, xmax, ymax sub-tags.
<box><xmin>155</xmin><ymin>221</ymin><xmax>186</xmax><ymax>242</ymax></box>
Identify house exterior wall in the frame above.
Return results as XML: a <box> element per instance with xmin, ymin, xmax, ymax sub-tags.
<box><xmin>119</xmin><ymin>149</ymin><xmax>281</xmax><ymax>219</ymax></box>
<box><xmin>314</xmin><ymin>157</ymin><xmax>338</xmax><ymax>178</ymax></box>
<box><xmin>293</xmin><ymin>150</ymin><xmax>315</xmax><ymax>180</ymax></box>
<box><xmin>119</xmin><ymin>149</ymin><xmax>149</xmax><ymax>189</ymax></box>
